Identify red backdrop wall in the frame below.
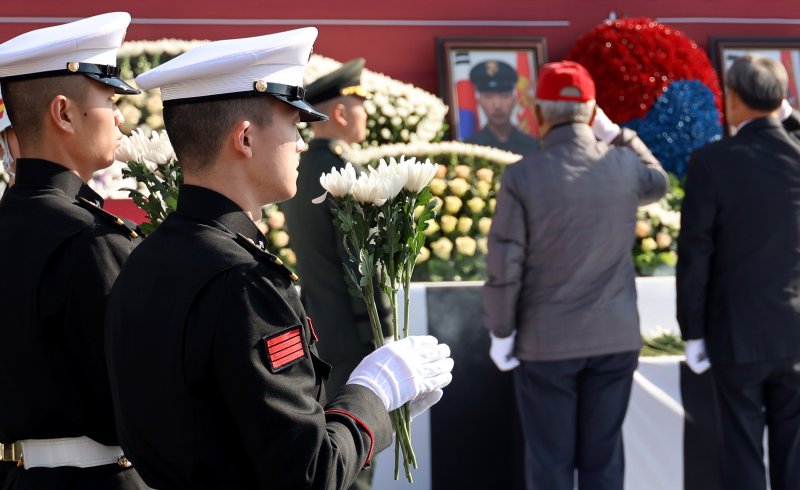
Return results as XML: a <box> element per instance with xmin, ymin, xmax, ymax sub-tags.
<box><xmin>2</xmin><ymin>1</ymin><xmax>800</xmax><ymax>96</ymax></box>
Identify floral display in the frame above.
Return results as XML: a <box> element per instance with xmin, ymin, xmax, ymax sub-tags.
<box><xmin>624</xmin><ymin>80</ymin><xmax>722</xmax><ymax>177</ymax></box>
<box><xmin>316</xmin><ymin>156</ymin><xmax>439</xmax><ymax>481</ymax></box>
<box><xmin>350</xmin><ymin>141</ymin><xmax>520</xmax><ymax>281</ymax></box>
<box><xmin>567</xmin><ymin>18</ymin><xmax>723</xmax><ymax>178</ymax></box>
<box><xmin>633</xmin><ymin>174</ymin><xmax>683</xmax><ymax>276</ymax></box>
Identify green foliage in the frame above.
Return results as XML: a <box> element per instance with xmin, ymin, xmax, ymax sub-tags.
<box><xmin>640</xmin><ymin>332</ymin><xmax>685</xmax><ymax>356</ymax></box>
<box><xmin>121</xmin><ymin>160</ymin><xmax>183</xmax><ymax>236</ymax></box>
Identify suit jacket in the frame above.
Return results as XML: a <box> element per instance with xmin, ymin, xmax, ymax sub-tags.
<box><xmin>677</xmin><ymin>117</ymin><xmax>800</xmax><ymax>364</ymax></box>
<box><xmin>483</xmin><ymin>124</ymin><xmax>667</xmax><ymax>361</ymax></box>
<box><xmin>280</xmin><ymin>139</ymin><xmax>393</xmax><ymax>391</ymax></box>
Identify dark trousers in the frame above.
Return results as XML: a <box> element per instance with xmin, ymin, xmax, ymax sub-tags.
<box><xmin>1</xmin><ymin>464</ymin><xmax>150</xmax><ymax>490</ymax></box>
<box><xmin>514</xmin><ymin>351</ymin><xmax>639</xmax><ymax>490</ymax></box>
<box><xmin>713</xmin><ymin>358</ymin><xmax>800</xmax><ymax>490</ymax></box>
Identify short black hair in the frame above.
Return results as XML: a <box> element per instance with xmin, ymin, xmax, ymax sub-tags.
<box><xmin>163</xmin><ymin>96</ymin><xmax>274</xmax><ymax>173</ymax></box>
<box><xmin>1</xmin><ymin>75</ymin><xmax>89</xmax><ymax>143</ymax></box>
<box><xmin>725</xmin><ymin>55</ymin><xmax>787</xmax><ymax>112</ymax></box>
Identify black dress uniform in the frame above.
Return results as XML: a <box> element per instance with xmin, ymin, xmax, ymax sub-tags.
<box><xmin>106</xmin><ymin>185</ymin><xmax>392</xmax><ymax>490</ymax></box>
<box><xmin>281</xmin><ymin>139</ymin><xmax>393</xmax><ymax>394</ymax></box>
<box><xmin>0</xmin><ymin>159</ymin><xmax>146</xmax><ymax>489</ymax></box>
<box><xmin>465</xmin><ymin>126</ymin><xmax>539</xmax><ymax>155</ymax></box>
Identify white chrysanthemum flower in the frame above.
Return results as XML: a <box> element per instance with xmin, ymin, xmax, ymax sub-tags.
<box><xmin>316</xmin><ymin>162</ymin><xmax>357</xmax><ymax>201</ymax></box>
<box><xmin>352</xmin><ymin>172</ymin><xmax>388</xmax><ymax>206</ymax></box>
<box><xmin>404</xmin><ymin>158</ymin><xmax>437</xmax><ymax>193</ymax></box>
<box><xmin>115</xmin><ymin>128</ymin><xmax>176</xmax><ymax>170</ymax></box>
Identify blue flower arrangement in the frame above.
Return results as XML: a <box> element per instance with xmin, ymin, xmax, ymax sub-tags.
<box><xmin>624</xmin><ymin>80</ymin><xmax>723</xmax><ymax>178</ymax></box>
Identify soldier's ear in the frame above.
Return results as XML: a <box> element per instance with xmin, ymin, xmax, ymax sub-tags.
<box><xmin>330</xmin><ymin>102</ymin><xmax>348</xmax><ymax>126</ymax></box>
<box><xmin>232</xmin><ymin>119</ymin><xmax>253</xmax><ymax>158</ymax></box>
<box><xmin>47</xmin><ymin>95</ymin><xmax>76</xmax><ymax>135</ymax></box>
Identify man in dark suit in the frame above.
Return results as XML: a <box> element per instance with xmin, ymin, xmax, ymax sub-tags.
<box><xmin>678</xmin><ymin>54</ymin><xmax>800</xmax><ymax>490</ymax></box>
<box><xmin>280</xmin><ymin>59</ymin><xmax>393</xmax><ymax>490</ymax></box>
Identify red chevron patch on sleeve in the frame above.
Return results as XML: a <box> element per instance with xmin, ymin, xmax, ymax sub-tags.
<box><xmin>264</xmin><ymin>326</ymin><xmax>307</xmax><ymax>372</ymax></box>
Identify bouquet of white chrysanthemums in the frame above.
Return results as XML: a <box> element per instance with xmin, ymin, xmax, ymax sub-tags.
<box><xmin>114</xmin><ymin>128</ymin><xmax>181</xmax><ymax>235</ymax></box>
<box><xmin>314</xmin><ymin>156</ymin><xmax>439</xmax><ymax>481</ymax></box>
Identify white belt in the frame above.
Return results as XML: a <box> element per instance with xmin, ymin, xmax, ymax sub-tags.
<box><xmin>20</xmin><ymin>436</ymin><xmax>126</xmax><ymax>469</ymax></box>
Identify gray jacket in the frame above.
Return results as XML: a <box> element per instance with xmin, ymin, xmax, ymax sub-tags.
<box><xmin>483</xmin><ymin>123</ymin><xmax>667</xmax><ymax>361</ymax></box>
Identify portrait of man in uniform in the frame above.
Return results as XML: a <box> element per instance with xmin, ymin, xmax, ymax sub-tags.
<box><xmin>437</xmin><ymin>38</ymin><xmax>546</xmax><ymax>156</ymax></box>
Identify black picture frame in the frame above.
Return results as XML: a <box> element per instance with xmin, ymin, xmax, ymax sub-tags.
<box><xmin>710</xmin><ymin>37</ymin><xmax>800</xmax><ymax>110</ymax></box>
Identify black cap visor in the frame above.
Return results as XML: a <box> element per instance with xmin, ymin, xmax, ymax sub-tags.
<box><xmin>275</xmin><ymin>95</ymin><xmax>328</xmax><ymax>122</ymax></box>
<box><xmin>84</xmin><ymin>73</ymin><xmax>140</xmax><ymax>95</ymax></box>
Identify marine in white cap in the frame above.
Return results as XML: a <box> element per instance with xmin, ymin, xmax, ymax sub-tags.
<box><xmin>0</xmin><ymin>12</ymin><xmax>148</xmax><ymax>490</ymax></box>
<box><xmin>105</xmin><ymin>27</ymin><xmax>453</xmax><ymax>490</ymax></box>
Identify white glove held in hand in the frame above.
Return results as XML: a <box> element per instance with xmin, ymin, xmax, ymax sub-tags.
<box><xmin>591</xmin><ymin>106</ymin><xmax>622</xmax><ymax>143</ymax></box>
<box><xmin>685</xmin><ymin>338</ymin><xmax>711</xmax><ymax>374</ymax></box>
<box><xmin>347</xmin><ymin>335</ymin><xmax>454</xmax><ymax>412</ymax></box>
<box><xmin>489</xmin><ymin>332</ymin><xmax>520</xmax><ymax>371</ymax></box>
<box><xmin>409</xmin><ymin>389</ymin><xmax>444</xmax><ymax>420</ymax></box>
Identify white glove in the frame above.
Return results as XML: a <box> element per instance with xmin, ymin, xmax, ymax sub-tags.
<box><xmin>779</xmin><ymin>99</ymin><xmax>794</xmax><ymax>121</ymax></box>
<box><xmin>591</xmin><ymin>106</ymin><xmax>621</xmax><ymax>143</ymax></box>
<box><xmin>685</xmin><ymin>338</ymin><xmax>711</xmax><ymax>374</ymax></box>
<box><xmin>489</xmin><ymin>332</ymin><xmax>520</xmax><ymax>371</ymax></box>
<box><xmin>409</xmin><ymin>388</ymin><xmax>443</xmax><ymax>420</ymax></box>
<box><xmin>347</xmin><ymin>335</ymin><xmax>454</xmax><ymax>412</ymax></box>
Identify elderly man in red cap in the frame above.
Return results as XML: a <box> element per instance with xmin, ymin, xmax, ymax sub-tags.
<box><xmin>483</xmin><ymin>61</ymin><xmax>667</xmax><ymax>490</ymax></box>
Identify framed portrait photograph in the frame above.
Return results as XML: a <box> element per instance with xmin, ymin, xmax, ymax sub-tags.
<box><xmin>710</xmin><ymin>37</ymin><xmax>800</xmax><ymax>110</ymax></box>
<box><xmin>437</xmin><ymin>37</ymin><xmax>546</xmax><ymax>155</ymax></box>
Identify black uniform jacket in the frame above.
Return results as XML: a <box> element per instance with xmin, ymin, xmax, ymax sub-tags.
<box><xmin>678</xmin><ymin>117</ymin><xmax>800</xmax><ymax>364</ymax></box>
<box><xmin>106</xmin><ymin>185</ymin><xmax>391</xmax><ymax>490</ymax></box>
<box><xmin>0</xmin><ymin>159</ymin><xmax>140</xmax><ymax>446</ymax></box>
<box><xmin>465</xmin><ymin>126</ymin><xmax>539</xmax><ymax>155</ymax></box>
<box><xmin>281</xmin><ymin>139</ymin><xmax>393</xmax><ymax>390</ymax></box>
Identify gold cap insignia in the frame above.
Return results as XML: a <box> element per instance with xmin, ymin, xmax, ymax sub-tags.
<box><xmin>67</xmin><ymin>62</ymin><xmax>80</xmax><ymax>73</ymax></box>
<box><xmin>254</xmin><ymin>80</ymin><xmax>268</xmax><ymax>92</ymax></box>
<box><xmin>117</xmin><ymin>456</ymin><xmax>132</xmax><ymax>468</ymax></box>
<box><xmin>486</xmin><ymin>61</ymin><xmax>499</xmax><ymax>77</ymax></box>
<box><xmin>340</xmin><ymin>85</ymin><xmax>372</xmax><ymax>99</ymax></box>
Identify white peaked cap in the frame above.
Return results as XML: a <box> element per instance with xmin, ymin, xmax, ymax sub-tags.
<box><xmin>0</xmin><ymin>12</ymin><xmax>138</xmax><ymax>94</ymax></box>
<box><xmin>135</xmin><ymin>27</ymin><xmax>327</xmax><ymax>122</ymax></box>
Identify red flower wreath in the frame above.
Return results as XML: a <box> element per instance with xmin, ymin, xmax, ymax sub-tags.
<box><xmin>566</xmin><ymin>18</ymin><xmax>723</xmax><ymax>124</ymax></box>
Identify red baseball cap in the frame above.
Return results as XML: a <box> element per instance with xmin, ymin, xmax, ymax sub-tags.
<box><xmin>535</xmin><ymin>61</ymin><xmax>595</xmax><ymax>102</ymax></box>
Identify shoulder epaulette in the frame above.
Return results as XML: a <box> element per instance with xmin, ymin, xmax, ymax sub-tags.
<box><xmin>234</xmin><ymin>233</ymin><xmax>299</xmax><ymax>282</ymax></box>
<box><xmin>77</xmin><ymin>197</ymin><xmax>139</xmax><ymax>239</ymax></box>
<box><xmin>328</xmin><ymin>139</ymin><xmax>349</xmax><ymax>159</ymax></box>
